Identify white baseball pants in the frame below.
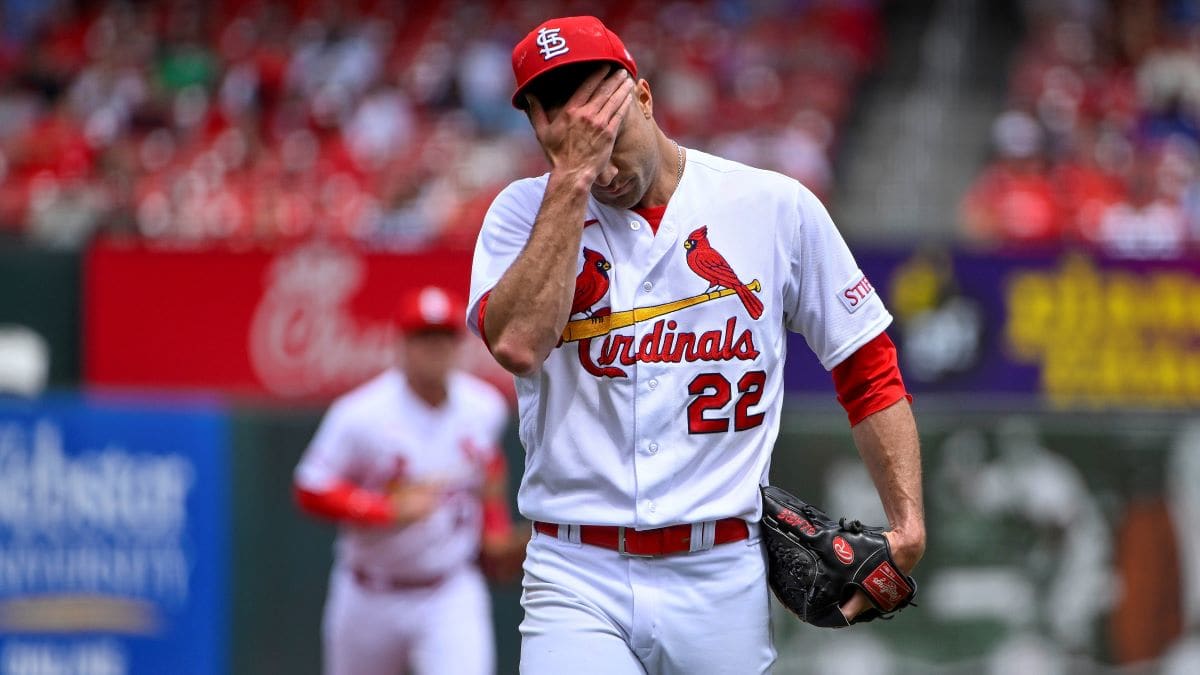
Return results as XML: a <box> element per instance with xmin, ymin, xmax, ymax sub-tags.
<box><xmin>519</xmin><ymin>524</ymin><xmax>776</xmax><ymax>674</ymax></box>
<box><xmin>322</xmin><ymin>564</ymin><xmax>494</xmax><ymax>675</ymax></box>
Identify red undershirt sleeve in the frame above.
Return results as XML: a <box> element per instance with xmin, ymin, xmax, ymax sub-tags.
<box><xmin>482</xmin><ymin>451</ymin><xmax>514</xmax><ymax>539</ymax></box>
<box><xmin>294</xmin><ymin>480</ymin><xmax>395</xmax><ymax>526</ymax></box>
<box><xmin>830</xmin><ymin>331</ymin><xmax>913</xmax><ymax>426</ymax></box>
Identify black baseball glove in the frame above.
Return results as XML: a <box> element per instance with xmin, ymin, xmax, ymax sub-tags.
<box><xmin>760</xmin><ymin>485</ymin><xmax>917</xmax><ymax>628</ymax></box>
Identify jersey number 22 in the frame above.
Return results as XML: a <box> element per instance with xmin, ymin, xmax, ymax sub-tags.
<box><xmin>686</xmin><ymin>370</ymin><xmax>766</xmax><ymax>434</ymax></box>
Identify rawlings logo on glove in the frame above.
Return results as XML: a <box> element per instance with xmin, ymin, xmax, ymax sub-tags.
<box><xmin>760</xmin><ymin>485</ymin><xmax>917</xmax><ymax>628</ymax></box>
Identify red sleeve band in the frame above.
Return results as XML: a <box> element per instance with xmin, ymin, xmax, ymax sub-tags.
<box><xmin>477</xmin><ymin>290</ymin><xmax>492</xmax><ymax>352</ymax></box>
<box><xmin>831</xmin><ymin>332</ymin><xmax>912</xmax><ymax>426</ymax></box>
<box><xmin>294</xmin><ymin>480</ymin><xmax>395</xmax><ymax>526</ymax></box>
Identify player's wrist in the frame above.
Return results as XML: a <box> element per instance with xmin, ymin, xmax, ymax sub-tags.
<box><xmin>884</xmin><ymin>527</ymin><xmax>926</xmax><ymax>572</ymax></box>
<box><xmin>389</xmin><ymin>491</ymin><xmax>419</xmax><ymax>525</ymax></box>
<box><xmin>548</xmin><ymin>167</ymin><xmax>597</xmax><ymax>196</ymax></box>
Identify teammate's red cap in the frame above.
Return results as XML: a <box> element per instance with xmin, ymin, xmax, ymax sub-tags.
<box><xmin>393</xmin><ymin>286</ymin><xmax>465</xmax><ymax>335</ymax></box>
<box><xmin>511</xmin><ymin>16</ymin><xmax>637</xmax><ymax>109</ymax></box>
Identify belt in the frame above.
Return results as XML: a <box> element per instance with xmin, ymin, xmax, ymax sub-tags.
<box><xmin>534</xmin><ymin>518</ymin><xmax>749</xmax><ymax>557</ymax></box>
<box><xmin>351</xmin><ymin>567</ymin><xmax>445</xmax><ymax>592</ymax></box>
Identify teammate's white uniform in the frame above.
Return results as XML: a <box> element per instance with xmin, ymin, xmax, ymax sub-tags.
<box><xmin>468</xmin><ymin>149</ymin><xmax>892</xmax><ymax>673</ymax></box>
<box><xmin>295</xmin><ymin>368</ymin><xmax>509</xmax><ymax>675</ymax></box>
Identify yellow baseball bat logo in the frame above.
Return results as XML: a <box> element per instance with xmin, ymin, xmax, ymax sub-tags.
<box><xmin>561</xmin><ymin>280</ymin><xmax>762</xmax><ymax>343</ymax></box>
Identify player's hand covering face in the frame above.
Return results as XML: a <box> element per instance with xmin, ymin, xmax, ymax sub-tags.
<box><xmin>526</xmin><ymin>68</ymin><xmax>635</xmax><ymax>197</ymax></box>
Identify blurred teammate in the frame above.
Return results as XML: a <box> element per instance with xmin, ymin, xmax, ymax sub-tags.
<box><xmin>293</xmin><ymin>286</ymin><xmax>520</xmax><ymax>675</ymax></box>
<box><xmin>468</xmin><ymin>16</ymin><xmax>925</xmax><ymax>674</ymax></box>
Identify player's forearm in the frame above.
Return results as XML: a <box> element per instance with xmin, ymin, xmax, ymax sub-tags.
<box><xmin>850</xmin><ymin>399</ymin><xmax>925</xmax><ymax>570</ymax></box>
<box><xmin>293</xmin><ymin>481</ymin><xmax>395</xmax><ymax>527</ymax></box>
<box><xmin>485</xmin><ymin>171</ymin><xmax>592</xmax><ymax>375</ymax></box>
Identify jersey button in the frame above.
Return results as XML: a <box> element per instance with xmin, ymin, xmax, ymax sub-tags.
<box><xmin>647</xmin><ymin>379</ymin><xmax>658</xmax><ymax>389</ymax></box>
<box><xmin>648</xmin><ymin>442</ymin><xmax>659</xmax><ymax>454</ymax></box>
<box><xmin>630</xmin><ymin>220</ymin><xmax>641</xmax><ymax>230</ymax></box>
<box><xmin>646</xmin><ymin>500</ymin><xmax>656</xmax><ymax>513</ymax></box>
<box><xmin>642</xmin><ymin>281</ymin><xmax>653</xmax><ymax>292</ymax></box>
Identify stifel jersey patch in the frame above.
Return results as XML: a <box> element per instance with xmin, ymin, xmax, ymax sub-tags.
<box><xmin>838</xmin><ymin>272</ymin><xmax>876</xmax><ymax>314</ymax></box>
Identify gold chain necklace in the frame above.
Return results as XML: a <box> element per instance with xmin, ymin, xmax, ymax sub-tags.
<box><xmin>673</xmin><ymin>141</ymin><xmax>684</xmax><ymax>186</ymax></box>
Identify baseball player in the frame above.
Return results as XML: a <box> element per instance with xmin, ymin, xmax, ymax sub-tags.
<box><xmin>293</xmin><ymin>285</ymin><xmax>520</xmax><ymax>675</ymax></box>
<box><xmin>467</xmin><ymin>15</ymin><xmax>926</xmax><ymax>674</ymax></box>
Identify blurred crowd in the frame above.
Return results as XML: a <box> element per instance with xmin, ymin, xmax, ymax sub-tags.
<box><xmin>0</xmin><ymin>0</ymin><xmax>882</xmax><ymax>250</ymax></box>
<box><xmin>961</xmin><ymin>0</ymin><xmax>1200</xmax><ymax>259</ymax></box>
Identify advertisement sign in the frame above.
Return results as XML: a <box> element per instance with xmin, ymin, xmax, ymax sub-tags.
<box><xmin>0</xmin><ymin>394</ymin><xmax>229</xmax><ymax>675</ymax></box>
<box><xmin>784</xmin><ymin>249</ymin><xmax>1200</xmax><ymax>408</ymax></box>
<box><xmin>84</xmin><ymin>240</ymin><xmax>479</xmax><ymax>399</ymax></box>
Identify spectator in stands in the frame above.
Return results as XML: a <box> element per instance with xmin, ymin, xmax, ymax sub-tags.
<box><xmin>1155</xmin><ymin>134</ymin><xmax>1200</xmax><ymax>246</ymax></box>
<box><xmin>1135</xmin><ymin>25</ymin><xmax>1200</xmax><ymax>146</ymax></box>
<box><xmin>1095</xmin><ymin>157</ymin><xmax>1188</xmax><ymax>259</ymax></box>
<box><xmin>961</xmin><ymin>111</ymin><xmax>1063</xmax><ymax>247</ymax></box>
<box><xmin>1052</xmin><ymin>126</ymin><xmax>1129</xmax><ymax>245</ymax></box>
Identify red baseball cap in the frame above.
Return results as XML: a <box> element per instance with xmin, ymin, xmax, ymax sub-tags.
<box><xmin>511</xmin><ymin>15</ymin><xmax>638</xmax><ymax>109</ymax></box>
<box><xmin>393</xmin><ymin>286</ymin><xmax>465</xmax><ymax>335</ymax></box>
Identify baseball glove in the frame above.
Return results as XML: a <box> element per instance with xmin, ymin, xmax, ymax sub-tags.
<box><xmin>760</xmin><ymin>485</ymin><xmax>917</xmax><ymax>628</ymax></box>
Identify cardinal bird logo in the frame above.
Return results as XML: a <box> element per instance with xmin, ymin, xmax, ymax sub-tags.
<box><xmin>684</xmin><ymin>226</ymin><xmax>764</xmax><ymax>319</ymax></box>
<box><xmin>571</xmin><ymin>248</ymin><xmax>612</xmax><ymax>319</ymax></box>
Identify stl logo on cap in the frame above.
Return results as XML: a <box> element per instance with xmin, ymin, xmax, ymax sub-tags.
<box><xmin>511</xmin><ymin>16</ymin><xmax>638</xmax><ymax>108</ymax></box>
<box><xmin>418</xmin><ymin>287</ymin><xmax>452</xmax><ymax>324</ymax></box>
<box><xmin>396</xmin><ymin>285</ymin><xmax>464</xmax><ymax>334</ymax></box>
<box><xmin>536</xmin><ymin>27</ymin><xmax>569</xmax><ymax>60</ymax></box>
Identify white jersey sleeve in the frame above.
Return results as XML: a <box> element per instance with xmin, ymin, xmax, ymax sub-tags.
<box><xmin>466</xmin><ymin>177</ymin><xmax>546</xmax><ymax>338</ymax></box>
<box><xmin>293</xmin><ymin>400</ymin><xmax>363</xmax><ymax>490</ymax></box>
<box><xmin>461</xmin><ymin>374</ymin><xmax>511</xmax><ymax>456</ymax></box>
<box><xmin>483</xmin><ymin>387</ymin><xmax>510</xmax><ymax>448</ymax></box>
<box><xmin>783</xmin><ymin>184</ymin><xmax>893</xmax><ymax>370</ymax></box>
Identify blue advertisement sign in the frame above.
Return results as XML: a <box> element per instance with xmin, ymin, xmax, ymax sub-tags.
<box><xmin>0</xmin><ymin>394</ymin><xmax>229</xmax><ymax>675</ymax></box>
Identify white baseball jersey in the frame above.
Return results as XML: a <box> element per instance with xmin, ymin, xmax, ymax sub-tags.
<box><xmin>467</xmin><ymin>148</ymin><xmax>891</xmax><ymax>528</ymax></box>
<box><xmin>294</xmin><ymin>368</ymin><xmax>509</xmax><ymax>580</ymax></box>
